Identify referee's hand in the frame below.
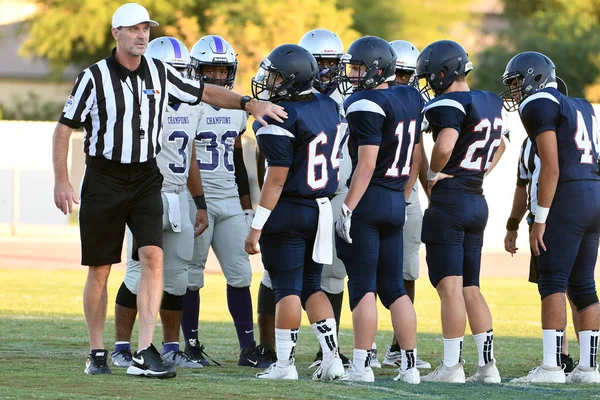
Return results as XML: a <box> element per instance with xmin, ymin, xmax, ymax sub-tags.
<box><xmin>247</xmin><ymin>100</ymin><xmax>287</xmax><ymax>127</ymax></box>
<box><xmin>54</xmin><ymin>181</ymin><xmax>79</xmax><ymax>215</ymax></box>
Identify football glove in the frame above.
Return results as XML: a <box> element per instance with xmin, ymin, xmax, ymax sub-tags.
<box><xmin>335</xmin><ymin>203</ymin><xmax>353</xmax><ymax>244</ymax></box>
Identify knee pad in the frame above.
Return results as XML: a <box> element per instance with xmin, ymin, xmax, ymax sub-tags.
<box><xmin>116</xmin><ymin>282</ymin><xmax>137</xmax><ymax>309</ymax></box>
<box><xmin>257</xmin><ymin>283</ymin><xmax>276</xmax><ymax>317</ymax></box>
<box><xmin>567</xmin><ymin>291</ymin><xmax>599</xmax><ymax>312</ymax></box>
<box><xmin>160</xmin><ymin>291</ymin><xmax>184</xmax><ymax>311</ymax></box>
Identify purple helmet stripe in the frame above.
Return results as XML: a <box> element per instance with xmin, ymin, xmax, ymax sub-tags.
<box><xmin>212</xmin><ymin>36</ymin><xmax>224</xmax><ymax>53</ymax></box>
<box><xmin>168</xmin><ymin>37</ymin><xmax>182</xmax><ymax>59</ymax></box>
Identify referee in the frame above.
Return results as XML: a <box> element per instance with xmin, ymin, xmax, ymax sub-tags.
<box><xmin>503</xmin><ymin>75</ymin><xmax>576</xmax><ymax>374</ymax></box>
<box><xmin>52</xmin><ymin>2</ymin><xmax>286</xmax><ymax>378</ymax></box>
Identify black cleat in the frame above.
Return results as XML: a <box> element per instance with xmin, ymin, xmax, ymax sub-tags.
<box><xmin>85</xmin><ymin>349</ymin><xmax>112</xmax><ymax>375</ymax></box>
<box><xmin>184</xmin><ymin>339</ymin><xmax>219</xmax><ymax>366</ymax></box>
<box><xmin>238</xmin><ymin>342</ymin><xmax>274</xmax><ymax>368</ymax></box>
<box><xmin>126</xmin><ymin>343</ymin><xmax>176</xmax><ymax>378</ymax></box>
<box><xmin>256</xmin><ymin>342</ymin><xmax>277</xmax><ymax>363</ymax></box>
<box><xmin>562</xmin><ymin>353</ymin><xmax>575</xmax><ymax>374</ymax></box>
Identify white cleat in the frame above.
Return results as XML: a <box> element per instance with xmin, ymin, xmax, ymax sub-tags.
<box><xmin>256</xmin><ymin>363</ymin><xmax>298</xmax><ymax>380</ymax></box>
<box><xmin>383</xmin><ymin>346</ymin><xmax>401</xmax><ymax>366</ymax></box>
<box><xmin>393</xmin><ymin>367</ymin><xmax>420</xmax><ymax>384</ymax></box>
<box><xmin>342</xmin><ymin>364</ymin><xmax>375</xmax><ymax>382</ymax></box>
<box><xmin>510</xmin><ymin>364</ymin><xmax>565</xmax><ymax>383</ymax></box>
<box><xmin>370</xmin><ymin>343</ymin><xmax>382</xmax><ymax>369</ymax></box>
<box><xmin>421</xmin><ymin>361</ymin><xmax>465</xmax><ymax>383</ymax></box>
<box><xmin>466</xmin><ymin>359</ymin><xmax>501</xmax><ymax>384</ymax></box>
<box><xmin>566</xmin><ymin>364</ymin><xmax>600</xmax><ymax>383</ymax></box>
<box><xmin>416</xmin><ymin>357</ymin><xmax>432</xmax><ymax>369</ymax></box>
<box><xmin>313</xmin><ymin>355</ymin><xmax>344</xmax><ymax>380</ymax></box>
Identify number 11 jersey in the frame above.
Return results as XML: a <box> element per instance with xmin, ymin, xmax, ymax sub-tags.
<box><xmin>194</xmin><ymin>106</ymin><xmax>249</xmax><ymax>199</ymax></box>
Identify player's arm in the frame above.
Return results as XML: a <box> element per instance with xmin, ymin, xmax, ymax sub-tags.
<box><xmin>256</xmin><ymin>145</ymin><xmax>267</xmax><ymax>190</ymax></box>
<box><xmin>187</xmin><ymin>145</ymin><xmax>208</xmax><ymax>237</ymax></box>
<box><xmin>505</xmin><ymin>142</ymin><xmax>530</xmax><ymax>254</ymax></box>
<box><xmin>427</xmin><ymin>128</ymin><xmax>458</xmax><ymax>195</ymax></box>
<box><xmin>234</xmin><ymin>136</ymin><xmax>252</xmax><ymax>210</ymax></box>
<box><xmin>344</xmin><ymin>145</ymin><xmax>379</xmax><ymax>210</ymax></box>
<box><xmin>418</xmin><ymin>135</ymin><xmax>429</xmax><ymax>192</ymax></box>
<box><xmin>486</xmin><ymin>134</ymin><xmax>509</xmax><ymax>176</ymax></box>
<box><xmin>53</xmin><ymin>122</ymin><xmax>78</xmax><ymax>214</ymax></box>
<box><xmin>530</xmin><ymin>130</ymin><xmax>559</xmax><ymax>256</ymax></box>
<box><xmin>404</xmin><ymin>141</ymin><xmax>422</xmax><ymax>201</ymax></box>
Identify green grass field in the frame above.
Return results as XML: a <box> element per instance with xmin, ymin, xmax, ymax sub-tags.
<box><xmin>0</xmin><ymin>268</ymin><xmax>597</xmax><ymax>399</ymax></box>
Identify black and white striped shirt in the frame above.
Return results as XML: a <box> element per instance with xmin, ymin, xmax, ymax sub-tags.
<box><xmin>516</xmin><ymin>137</ymin><xmax>540</xmax><ymax>213</ymax></box>
<box><xmin>59</xmin><ymin>48</ymin><xmax>204</xmax><ymax>164</ymax></box>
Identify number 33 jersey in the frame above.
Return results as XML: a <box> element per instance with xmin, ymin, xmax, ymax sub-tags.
<box><xmin>423</xmin><ymin>90</ymin><xmax>504</xmax><ymax>194</ymax></box>
<box><xmin>194</xmin><ymin>106</ymin><xmax>249</xmax><ymax>199</ymax></box>
<box><xmin>157</xmin><ymin>103</ymin><xmax>204</xmax><ymax>188</ymax></box>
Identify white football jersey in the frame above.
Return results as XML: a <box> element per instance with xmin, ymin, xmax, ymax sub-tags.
<box><xmin>194</xmin><ymin>105</ymin><xmax>249</xmax><ymax>199</ymax></box>
<box><xmin>157</xmin><ymin>103</ymin><xmax>204</xmax><ymax>188</ymax></box>
<box><xmin>329</xmin><ymin>87</ymin><xmax>351</xmax><ymax>195</ymax></box>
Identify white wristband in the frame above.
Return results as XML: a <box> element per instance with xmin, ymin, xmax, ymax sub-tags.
<box><xmin>251</xmin><ymin>205</ymin><xmax>271</xmax><ymax>230</ymax></box>
<box><xmin>427</xmin><ymin>167</ymin><xmax>439</xmax><ymax>181</ymax></box>
<box><xmin>534</xmin><ymin>206</ymin><xmax>550</xmax><ymax>224</ymax></box>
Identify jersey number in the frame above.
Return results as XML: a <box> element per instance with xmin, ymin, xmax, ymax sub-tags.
<box><xmin>307</xmin><ymin>125</ymin><xmax>346</xmax><ymax>190</ymax></box>
<box><xmin>574</xmin><ymin>110</ymin><xmax>600</xmax><ymax>164</ymax></box>
<box><xmin>196</xmin><ymin>130</ymin><xmax>239</xmax><ymax>171</ymax></box>
<box><xmin>385</xmin><ymin>120</ymin><xmax>417</xmax><ymax>177</ymax></box>
<box><xmin>460</xmin><ymin>118</ymin><xmax>503</xmax><ymax>171</ymax></box>
<box><xmin>168</xmin><ymin>130</ymin><xmax>189</xmax><ymax>174</ymax></box>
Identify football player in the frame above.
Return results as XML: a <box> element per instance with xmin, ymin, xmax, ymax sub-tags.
<box><xmin>245</xmin><ymin>44</ymin><xmax>344</xmax><ymax>381</ymax></box>
<box><xmin>380</xmin><ymin>39</ymin><xmax>431</xmax><ymax>371</ymax></box>
<box><xmin>503</xmin><ymin>52</ymin><xmax>600</xmax><ymax>384</ymax></box>
<box><xmin>111</xmin><ymin>36</ymin><xmax>209</xmax><ymax>373</ymax></box>
<box><xmin>181</xmin><ymin>35</ymin><xmax>272</xmax><ymax>368</ymax></box>
<box><xmin>416</xmin><ymin>40</ymin><xmax>502</xmax><ymax>384</ymax></box>
<box><xmin>335</xmin><ymin>36</ymin><xmax>422</xmax><ymax>384</ymax></box>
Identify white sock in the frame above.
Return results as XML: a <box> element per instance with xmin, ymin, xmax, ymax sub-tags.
<box><xmin>443</xmin><ymin>337</ymin><xmax>463</xmax><ymax>368</ymax></box>
<box><xmin>275</xmin><ymin>328</ymin><xmax>298</xmax><ymax>367</ymax></box>
<box><xmin>312</xmin><ymin>318</ymin><xmax>338</xmax><ymax>360</ymax></box>
<box><xmin>401</xmin><ymin>348</ymin><xmax>417</xmax><ymax>371</ymax></box>
<box><xmin>473</xmin><ymin>330</ymin><xmax>494</xmax><ymax>366</ymax></box>
<box><xmin>353</xmin><ymin>348</ymin><xmax>369</xmax><ymax>372</ymax></box>
<box><xmin>542</xmin><ymin>329</ymin><xmax>564</xmax><ymax>367</ymax></box>
<box><xmin>578</xmin><ymin>330</ymin><xmax>599</xmax><ymax>368</ymax></box>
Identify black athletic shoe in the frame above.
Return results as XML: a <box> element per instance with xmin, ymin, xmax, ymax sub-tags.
<box><xmin>256</xmin><ymin>341</ymin><xmax>277</xmax><ymax>363</ymax></box>
<box><xmin>562</xmin><ymin>353</ymin><xmax>575</xmax><ymax>374</ymax></box>
<box><xmin>126</xmin><ymin>343</ymin><xmax>176</xmax><ymax>378</ymax></box>
<box><xmin>339</xmin><ymin>351</ymin><xmax>350</xmax><ymax>367</ymax></box>
<box><xmin>238</xmin><ymin>342</ymin><xmax>274</xmax><ymax>368</ymax></box>
<box><xmin>84</xmin><ymin>349</ymin><xmax>112</xmax><ymax>375</ymax></box>
<box><xmin>184</xmin><ymin>339</ymin><xmax>211</xmax><ymax>366</ymax></box>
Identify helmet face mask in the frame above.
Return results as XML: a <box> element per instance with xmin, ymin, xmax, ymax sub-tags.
<box><xmin>251</xmin><ymin>44</ymin><xmax>318</xmax><ymax>102</ymax></box>
<box><xmin>190</xmin><ymin>35</ymin><xmax>238</xmax><ymax>89</ymax></box>
<box><xmin>314</xmin><ymin>57</ymin><xmax>342</xmax><ymax>93</ymax></box>
<box><xmin>298</xmin><ymin>29</ymin><xmax>344</xmax><ymax>94</ymax></box>
<box><xmin>499</xmin><ymin>51</ymin><xmax>556</xmax><ymax>112</ymax></box>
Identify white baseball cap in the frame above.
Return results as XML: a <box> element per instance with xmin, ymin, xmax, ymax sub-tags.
<box><xmin>112</xmin><ymin>3</ymin><xmax>159</xmax><ymax>29</ymax></box>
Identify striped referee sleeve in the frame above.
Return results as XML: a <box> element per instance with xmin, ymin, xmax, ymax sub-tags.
<box><xmin>164</xmin><ymin>63</ymin><xmax>204</xmax><ymax>106</ymax></box>
<box><xmin>516</xmin><ymin>138</ymin><xmax>529</xmax><ymax>187</ymax></box>
<box><xmin>59</xmin><ymin>69</ymin><xmax>95</xmax><ymax>129</ymax></box>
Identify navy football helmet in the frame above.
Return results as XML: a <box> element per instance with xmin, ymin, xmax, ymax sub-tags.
<box><xmin>500</xmin><ymin>51</ymin><xmax>556</xmax><ymax>111</ymax></box>
<box><xmin>340</xmin><ymin>36</ymin><xmax>396</xmax><ymax>94</ymax></box>
<box><xmin>251</xmin><ymin>44</ymin><xmax>318</xmax><ymax>102</ymax></box>
<box><xmin>415</xmin><ymin>40</ymin><xmax>473</xmax><ymax>99</ymax></box>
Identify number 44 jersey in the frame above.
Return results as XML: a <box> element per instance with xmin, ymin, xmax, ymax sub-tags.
<box><xmin>423</xmin><ymin>90</ymin><xmax>504</xmax><ymax>194</ymax></box>
<box><xmin>194</xmin><ymin>105</ymin><xmax>249</xmax><ymax>199</ymax></box>
<box><xmin>157</xmin><ymin>103</ymin><xmax>204</xmax><ymax>187</ymax></box>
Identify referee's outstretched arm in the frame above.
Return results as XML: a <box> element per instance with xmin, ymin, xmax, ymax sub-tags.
<box><xmin>53</xmin><ymin>123</ymin><xmax>78</xmax><ymax>215</ymax></box>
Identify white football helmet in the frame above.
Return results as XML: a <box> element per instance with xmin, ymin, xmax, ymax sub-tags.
<box><xmin>146</xmin><ymin>37</ymin><xmax>190</xmax><ymax>75</ymax></box>
<box><xmin>389</xmin><ymin>40</ymin><xmax>419</xmax><ymax>72</ymax></box>
<box><xmin>190</xmin><ymin>35</ymin><xmax>237</xmax><ymax>89</ymax></box>
<box><xmin>299</xmin><ymin>29</ymin><xmax>344</xmax><ymax>93</ymax></box>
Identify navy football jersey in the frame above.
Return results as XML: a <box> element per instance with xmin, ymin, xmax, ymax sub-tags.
<box><xmin>424</xmin><ymin>90</ymin><xmax>504</xmax><ymax>194</ymax></box>
<box><xmin>254</xmin><ymin>93</ymin><xmax>341</xmax><ymax>200</ymax></box>
<box><xmin>344</xmin><ymin>85</ymin><xmax>424</xmax><ymax>191</ymax></box>
<box><xmin>519</xmin><ymin>87</ymin><xmax>600</xmax><ymax>183</ymax></box>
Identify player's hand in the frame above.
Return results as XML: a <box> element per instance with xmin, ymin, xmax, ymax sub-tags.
<box><xmin>54</xmin><ymin>180</ymin><xmax>79</xmax><ymax>215</ymax></box>
<box><xmin>245</xmin><ymin>228</ymin><xmax>261</xmax><ymax>255</ymax></box>
<box><xmin>194</xmin><ymin>209</ymin><xmax>209</xmax><ymax>237</ymax></box>
<box><xmin>529</xmin><ymin>222</ymin><xmax>546</xmax><ymax>256</ymax></box>
<box><xmin>246</xmin><ymin>99</ymin><xmax>287</xmax><ymax>127</ymax></box>
<box><xmin>243</xmin><ymin>209</ymin><xmax>254</xmax><ymax>231</ymax></box>
<box><xmin>335</xmin><ymin>203</ymin><xmax>353</xmax><ymax>244</ymax></box>
<box><xmin>504</xmin><ymin>230</ymin><xmax>519</xmax><ymax>255</ymax></box>
<box><xmin>426</xmin><ymin>173</ymin><xmax>454</xmax><ymax>197</ymax></box>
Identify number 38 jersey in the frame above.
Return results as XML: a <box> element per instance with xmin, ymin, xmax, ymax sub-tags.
<box><xmin>519</xmin><ymin>86</ymin><xmax>600</xmax><ymax>184</ymax></box>
<box><xmin>424</xmin><ymin>90</ymin><xmax>504</xmax><ymax>194</ymax></box>
<box><xmin>194</xmin><ymin>106</ymin><xmax>249</xmax><ymax>199</ymax></box>
<box><xmin>157</xmin><ymin>103</ymin><xmax>204</xmax><ymax>188</ymax></box>
<box><xmin>253</xmin><ymin>93</ymin><xmax>340</xmax><ymax>200</ymax></box>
